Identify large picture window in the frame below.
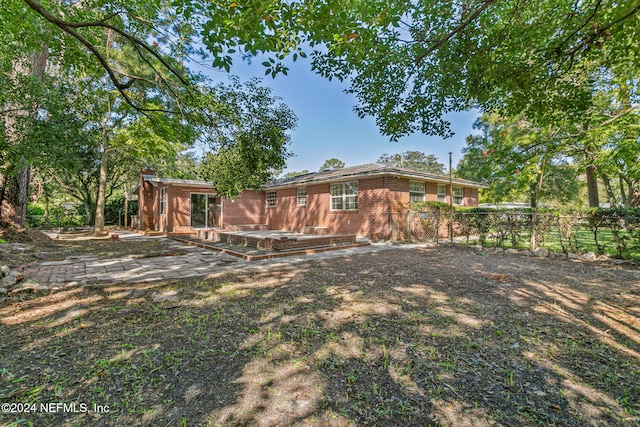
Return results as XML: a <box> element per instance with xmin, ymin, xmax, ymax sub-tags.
<box><xmin>330</xmin><ymin>181</ymin><xmax>358</xmax><ymax>210</ymax></box>
<box><xmin>409</xmin><ymin>181</ymin><xmax>425</xmax><ymax>202</ymax></box>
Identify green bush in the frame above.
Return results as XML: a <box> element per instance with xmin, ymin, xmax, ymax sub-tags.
<box><xmin>27</xmin><ymin>203</ymin><xmax>84</xmax><ymax>228</ymax></box>
<box><xmin>408</xmin><ymin>200</ymin><xmax>450</xmax><ymax>212</ymax></box>
<box><xmin>27</xmin><ymin>203</ymin><xmax>45</xmax><ymax>216</ymax></box>
<box><xmin>104</xmin><ymin>197</ymin><xmax>138</xmax><ymax>225</ymax></box>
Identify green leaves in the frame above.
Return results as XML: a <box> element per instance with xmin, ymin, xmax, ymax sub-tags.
<box><xmin>197</xmin><ymin>77</ymin><xmax>297</xmax><ymax>198</ymax></box>
<box><xmin>377</xmin><ymin>151</ymin><xmax>446</xmax><ymax>174</ymax></box>
<box><xmin>456</xmin><ymin>113</ymin><xmax>582</xmax><ymax>207</ymax></box>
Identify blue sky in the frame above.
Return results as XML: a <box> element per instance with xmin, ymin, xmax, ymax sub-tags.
<box><xmin>204</xmin><ymin>59</ymin><xmax>480</xmax><ymax>175</ymax></box>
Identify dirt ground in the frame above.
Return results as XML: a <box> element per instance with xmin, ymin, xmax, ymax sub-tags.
<box><xmin>1</xmin><ymin>229</ymin><xmax>640</xmax><ymax>426</ymax></box>
<box><xmin>0</xmin><ymin>228</ymin><xmax>187</xmax><ymax>268</ymax></box>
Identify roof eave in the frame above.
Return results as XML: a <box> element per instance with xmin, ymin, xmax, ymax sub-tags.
<box><xmin>266</xmin><ymin>169</ymin><xmax>486</xmax><ymax>190</ymax></box>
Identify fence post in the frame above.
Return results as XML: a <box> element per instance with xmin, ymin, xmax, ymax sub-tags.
<box><xmin>449</xmin><ymin>152</ymin><xmax>453</xmax><ymax>243</ymax></box>
<box><xmin>530</xmin><ymin>210</ymin><xmax>537</xmax><ymax>251</ymax></box>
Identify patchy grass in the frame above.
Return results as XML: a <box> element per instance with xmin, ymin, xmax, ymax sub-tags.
<box><xmin>0</xmin><ymin>229</ymin><xmax>187</xmax><ymax>268</ymax></box>
<box><xmin>1</xmin><ymin>245</ymin><xmax>640</xmax><ymax>426</ymax></box>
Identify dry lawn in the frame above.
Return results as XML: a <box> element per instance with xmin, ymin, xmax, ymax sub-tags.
<box><xmin>1</xmin><ymin>232</ymin><xmax>639</xmax><ymax>426</ymax></box>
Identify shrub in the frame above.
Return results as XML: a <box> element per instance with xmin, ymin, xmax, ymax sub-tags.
<box><xmin>27</xmin><ymin>203</ymin><xmax>84</xmax><ymax>228</ymax></box>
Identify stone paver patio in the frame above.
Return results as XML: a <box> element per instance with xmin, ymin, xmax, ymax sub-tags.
<box><xmin>20</xmin><ymin>230</ymin><xmax>424</xmax><ymax>287</ymax></box>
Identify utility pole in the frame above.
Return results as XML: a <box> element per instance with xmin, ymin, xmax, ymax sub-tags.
<box><xmin>449</xmin><ymin>152</ymin><xmax>453</xmax><ymax>243</ymax></box>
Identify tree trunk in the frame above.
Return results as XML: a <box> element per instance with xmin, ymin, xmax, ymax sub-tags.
<box><xmin>93</xmin><ymin>134</ymin><xmax>109</xmax><ymax>235</ymax></box>
<box><xmin>83</xmin><ymin>199</ymin><xmax>95</xmax><ymax>226</ymax></box>
<box><xmin>0</xmin><ymin>174</ymin><xmax>6</xmax><ymax>222</ymax></box>
<box><xmin>586</xmin><ymin>164</ymin><xmax>599</xmax><ymax>208</ymax></box>
<box><xmin>530</xmin><ymin>142</ymin><xmax>548</xmax><ymax>251</ymax></box>
<box><xmin>620</xmin><ymin>175</ymin><xmax>633</xmax><ymax>208</ymax></box>
<box><xmin>529</xmin><ymin>183</ymin><xmax>537</xmax><ymax>210</ymax></box>
<box><xmin>1</xmin><ymin>47</ymin><xmax>49</xmax><ymax>227</ymax></box>
<box><xmin>600</xmin><ymin>172</ymin><xmax>617</xmax><ymax>207</ymax></box>
<box><xmin>14</xmin><ymin>157</ymin><xmax>30</xmax><ymax>228</ymax></box>
<box><xmin>632</xmin><ymin>184</ymin><xmax>640</xmax><ymax>207</ymax></box>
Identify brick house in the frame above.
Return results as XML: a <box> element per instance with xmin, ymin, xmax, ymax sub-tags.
<box><xmin>134</xmin><ymin>163</ymin><xmax>484</xmax><ymax>240</ymax></box>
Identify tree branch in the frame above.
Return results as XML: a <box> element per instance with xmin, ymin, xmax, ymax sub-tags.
<box><xmin>595</xmin><ymin>105</ymin><xmax>640</xmax><ymax>128</ymax></box>
<box><xmin>22</xmin><ymin>0</ymin><xmax>190</xmax><ymax>113</ymax></box>
<box><xmin>565</xmin><ymin>2</ymin><xmax>640</xmax><ymax>57</ymax></box>
<box><xmin>414</xmin><ymin>0</ymin><xmax>497</xmax><ymax>65</ymax></box>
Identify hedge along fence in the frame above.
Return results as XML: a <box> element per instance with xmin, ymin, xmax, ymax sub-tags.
<box><xmin>452</xmin><ymin>208</ymin><xmax>640</xmax><ymax>259</ymax></box>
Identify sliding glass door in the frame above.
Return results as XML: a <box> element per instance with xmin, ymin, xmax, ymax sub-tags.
<box><xmin>190</xmin><ymin>194</ymin><xmax>221</xmax><ymax>229</ymax></box>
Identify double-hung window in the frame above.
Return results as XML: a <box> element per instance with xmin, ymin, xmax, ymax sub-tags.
<box><xmin>453</xmin><ymin>187</ymin><xmax>464</xmax><ymax>205</ymax></box>
<box><xmin>266</xmin><ymin>191</ymin><xmax>277</xmax><ymax>207</ymax></box>
<box><xmin>437</xmin><ymin>184</ymin><xmax>446</xmax><ymax>203</ymax></box>
<box><xmin>297</xmin><ymin>187</ymin><xmax>307</xmax><ymax>206</ymax></box>
<box><xmin>330</xmin><ymin>181</ymin><xmax>358</xmax><ymax>210</ymax></box>
<box><xmin>409</xmin><ymin>181</ymin><xmax>425</xmax><ymax>202</ymax></box>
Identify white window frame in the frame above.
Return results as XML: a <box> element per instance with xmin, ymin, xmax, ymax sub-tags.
<box><xmin>453</xmin><ymin>187</ymin><xmax>464</xmax><ymax>205</ymax></box>
<box><xmin>266</xmin><ymin>191</ymin><xmax>277</xmax><ymax>208</ymax></box>
<box><xmin>409</xmin><ymin>181</ymin><xmax>425</xmax><ymax>202</ymax></box>
<box><xmin>330</xmin><ymin>181</ymin><xmax>358</xmax><ymax>210</ymax></box>
<box><xmin>159</xmin><ymin>188</ymin><xmax>166</xmax><ymax>215</ymax></box>
<box><xmin>437</xmin><ymin>184</ymin><xmax>446</xmax><ymax>203</ymax></box>
<box><xmin>297</xmin><ymin>187</ymin><xmax>307</xmax><ymax>206</ymax></box>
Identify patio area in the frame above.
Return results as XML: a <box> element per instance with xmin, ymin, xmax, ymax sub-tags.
<box><xmin>170</xmin><ymin>229</ymin><xmax>371</xmax><ymax>261</ymax></box>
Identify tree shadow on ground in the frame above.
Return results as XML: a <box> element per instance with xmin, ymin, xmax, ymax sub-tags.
<box><xmin>1</xmin><ymin>245</ymin><xmax>639</xmax><ymax>426</ymax></box>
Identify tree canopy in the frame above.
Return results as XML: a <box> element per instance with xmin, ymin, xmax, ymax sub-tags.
<box><xmin>13</xmin><ymin>0</ymin><xmax>640</xmax><ymax>140</ymax></box>
<box><xmin>377</xmin><ymin>151</ymin><xmax>445</xmax><ymax>174</ymax></box>
<box><xmin>3</xmin><ymin>0</ymin><xmax>639</xmax><ymax>224</ymax></box>
<box><xmin>182</xmin><ymin>0</ymin><xmax>640</xmax><ymax>140</ymax></box>
<box><xmin>198</xmin><ymin>78</ymin><xmax>297</xmax><ymax>198</ymax></box>
<box><xmin>456</xmin><ymin>114</ymin><xmax>583</xmax><ymax>207</ymax></box>
<box><xmin>457</xmin><ymin>106</ymin><xmax>639</xmax><ymax>207</ymax></box>
<box><xmin>319</xmin><ymin>158</ymin><xmax>346</xmax><ymax>171</ymax></box>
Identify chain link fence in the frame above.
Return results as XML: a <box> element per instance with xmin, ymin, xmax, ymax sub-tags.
<box><xmin>392</xmin><ymin>208</ymin><xmax>640</xmax><ymax>259</ymax></box>
<box><xmin>390</xmin><ymin>210</ymin><xmax>445</xmax><ymax>243</ymax></box>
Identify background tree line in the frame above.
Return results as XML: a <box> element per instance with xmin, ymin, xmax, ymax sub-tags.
<box><xmin>2</xmin><ymin>0</ymin><xmax>638</xmax><ymax>231</ymax></box>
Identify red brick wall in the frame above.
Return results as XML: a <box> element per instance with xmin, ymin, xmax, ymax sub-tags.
<box><xmin>464</xmin><ymin>187</ymin><xmax>479</xmax><ymax>206</ymax></box>
<box><xmin>265</xmin><ymin>187</ymin><xmax>306</xmax><ymax>231</ymax></box>
<box><xmin>425</xmin><ymin>182</ymin><xmax>452</xmax><ymax>204</ymax></box>
<box><xmin>170</xmin><ymin>187</ymin><xmax>217</xmax><ymax>232</ymax></box>
<box><xmin>263</xmin><ymin>178</ymin><xmax>396</xmax><ymax>239</ymax></box>
<box><xmin>138</xmin><ymin>174</ymin><xmax>480</xmax><ymax>236</ymax></box>
<box><xmin>140</xmin><ymin>180</ymin><xmax>156</xmax><ymax>231</ymax></box>
<box><xmin>222</xmin><ymin>190</ymin><xmax>266</xmax><ymax>226</ymax></box>
<box><xmin>259</xmin><ymin>177</ymin><xmax>479</xmax><ymax>239</ymax></box>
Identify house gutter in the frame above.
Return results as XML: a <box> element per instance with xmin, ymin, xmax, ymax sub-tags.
<box><xmin>266</xmin><ymin>170</ymin><xmax>487</xmax><ymax>190</ymax></box>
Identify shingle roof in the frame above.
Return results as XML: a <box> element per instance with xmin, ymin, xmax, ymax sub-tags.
<box><xmin>142</xmin><ymin>175</ymin><xmax>214</xmax><ymax>188</ymax></box>
<box><xmin>264</xmin><ymin>163</ymin><xmax>486</xmax><ymax>189</ymax></box>
<box><xmin>132</xmin><ymin>175</ymin><xmax>214</xmax><ymax>193</ymax></box>
<box><xmin>136</xmin><ymin>163</ymin><xmax>486</xmax><ymax>193</ymax></box>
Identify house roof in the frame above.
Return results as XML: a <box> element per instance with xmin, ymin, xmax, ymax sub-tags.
<box><xmin>265</xmin><ymin>163</ymin><xmax>487</xmax><ymax>189</ymax></box>
<box><xmin>144</xmin><ymin>175</ymin><xmax>215</xmax><ymax>188</ymax></box>
<box><xmin>135</xmin><ymin>163</ymin><xmax>486</xmax><ymax>193</ymax></box>
<box><xmin>132</xmin><ymin>175</ymin><xmax>214</xmax><ymax>193</ymax></box>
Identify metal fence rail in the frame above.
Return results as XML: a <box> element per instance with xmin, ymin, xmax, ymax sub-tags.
<box><xmin>393</xmin><ymin>209</ymin><xmax>640</xmax><ymax>259</ymax></box>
